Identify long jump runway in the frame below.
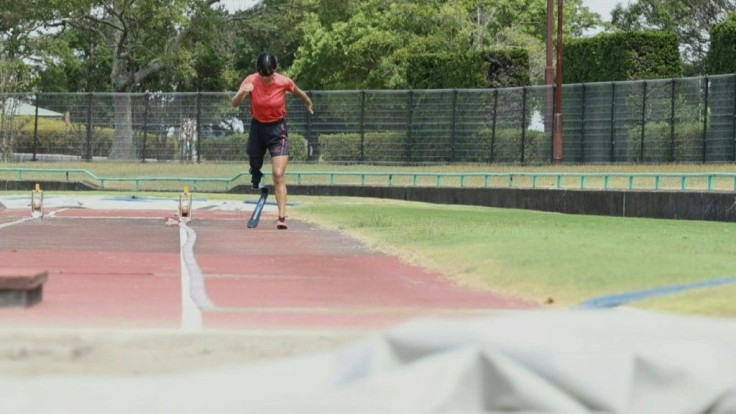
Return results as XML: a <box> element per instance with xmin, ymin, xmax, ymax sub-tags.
<box><xmin>0</xmin><ymin>195</ymin><xmax>536</xmax><ymax>331</ymax></box>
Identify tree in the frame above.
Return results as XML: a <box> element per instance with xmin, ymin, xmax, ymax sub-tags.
<box><xmin>36</xmin><ymin>27</ymin><xmax>113</xmax><ymax>93</ymax></box>
<box><xmin>290</xmin><ymin>0</ymin><xmax>475</xmax><ymax>89</ymax></box>
<box><xmin>47</xmin><ymin>0</ymin><xmax>230</xmax><ymax>159</ymax></box>
<box><xmin>289</xmin><ymin>0</ymin><xmax>602</xmax><ymax>88</ymax></box>
<box><xmin>460</xmin><ymin>0</ymin><xmax>600</xmax><ymax>45</ymax></box>
<box><xmin>610</xmin><ymin>0</ymin><xmax>736</xmax><ymax>74</ymax></box>
<box><xmin>228</xmin><ymin>0</ymin><xmax>340</xmax><ymax>78</ymax></box>
<box><xmin>140</xmin><ymin>4</ymin><xmax>236</xmax><ymax>92</ymax></box>
<box><xmin>0</xmin><ymin>0</ymin><xmax>59</xmax><ymax>91</ymax></box>
<box><xmin>0</xmin><ymin>0</ymin><xmax>61</xmax><ymax>160</ymax></box>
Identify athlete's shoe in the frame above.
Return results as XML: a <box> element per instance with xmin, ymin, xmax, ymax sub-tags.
<box><xmin>276</xmin><ymin>217</ymin><xmax>288</xmax><ymax>230</ymax></box>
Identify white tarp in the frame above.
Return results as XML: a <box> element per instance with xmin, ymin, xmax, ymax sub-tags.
<box><xmin>2</xmin><ymin>309</ymin><xmax>736</xmax><ymax>413</ymax></box>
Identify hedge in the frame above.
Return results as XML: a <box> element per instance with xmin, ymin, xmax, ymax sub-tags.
<box><xmin>319</xmin><ymin>128</ymin><xmax>550</xmax><ymax>164</ymax></box>
<box><xmin>624</xmin><ymin>122</ymin><xmax>704</xmax><ymax>162</ymax></box>
<box><xmin>199</xmin><ymin>132</ymin><xmax>308</xmax><ymax>162</ymax></box>
<box><xmin>707</xmin><ymin>13</ymin><xmax>736</xmax><ymax>74</ymax></box>
<box><xmin>13</xmin><ymin>116</ymin><xmax>117</xmax><ymax>157</ymax></box>
<box><xmin>7</xmin><ymin>115</ymin><xmax>308</xmax><ymax>162</ymax></box>
<box><xmin>406</xmin><ymin>49</ymin><xmax>530</xmax><ymax>89</ymax></box>
<box><xmin>565</xmin><ymin>31</ymin><xmax>683</xmax><ymax>83</ymax></box>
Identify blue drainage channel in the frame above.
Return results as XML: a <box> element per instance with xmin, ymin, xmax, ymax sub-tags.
<box><xmin>578</xmin><ymin>276</ymin><xmax>736</xmax><ymax>309</ymax></box>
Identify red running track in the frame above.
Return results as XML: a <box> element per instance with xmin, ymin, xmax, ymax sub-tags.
<box><xmin>0</xmin><ymin>207</ymin><xmax>537</xmax><ymax>331</ymax></box>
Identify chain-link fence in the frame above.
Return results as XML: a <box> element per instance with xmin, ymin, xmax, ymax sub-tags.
<box><xmin>2</xmin><ymin>73</ymin><xmax>735</xmax><ymax>164</ymax></box>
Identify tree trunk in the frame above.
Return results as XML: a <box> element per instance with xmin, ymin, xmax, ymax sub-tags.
<box><xmin>108</xmin><ymin>36</ymin><xmax>136</xmax><ymax>160</ymax></box>
<box><xmin>109</xmin><ymin>93</ymin><xmax>135</xmax><ymax>160</ymax></box>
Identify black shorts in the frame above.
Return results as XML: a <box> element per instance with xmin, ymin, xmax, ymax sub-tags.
<box><xmin>247</xmin><ymin>118</ymin><xmax>290</xmax><ymax>158</ymax></box>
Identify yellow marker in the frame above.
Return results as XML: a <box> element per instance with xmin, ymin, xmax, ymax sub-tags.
<box><xmin>178</xmin><ymin>186</ymin><xmax>192</xmax><ymax>222</ymax></box>
<box><xmin>31</xmin><ymin>183</ymin><xmax>43</xmax><ymax>218</ymax></box>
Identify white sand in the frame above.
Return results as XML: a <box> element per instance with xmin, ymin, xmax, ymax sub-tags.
<box><xmin>0</xmin><ymin>328</ymin><xmax>366</xmax><ymax>377</ymax></box>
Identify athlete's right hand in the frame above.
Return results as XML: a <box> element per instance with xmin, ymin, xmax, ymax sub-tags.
<box><xmin>241</xmin><ymin>83</ymin><xmax>254</xmax><ymax>93</ymax></box>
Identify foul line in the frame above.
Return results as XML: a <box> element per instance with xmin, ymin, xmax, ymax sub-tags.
<box><xmin>0</xmin><ymin>217</ymin><xmax>34</xmax><ymax>229</ymax></box>
<box><xmin>0</xmin><ymin>208</ymin><xmax>69</xmax><ymax>229</ymax></box>
<box><xmin>578</xmin><ymin>276</ymin><xmax>736</xmax><ymax>309</ymax></box>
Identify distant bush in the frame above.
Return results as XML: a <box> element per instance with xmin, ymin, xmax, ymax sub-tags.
<box><xmin>14</xmin><ymin>116</ymin><xmax>116</xmax><ymax>157</ymax></box>
<box><xmin>625</xmin><ymin>122</ymin><xmax>704</xmax><ymax>163</ymax></box>
<box><xmin>10</xmin><ymin>116</ymin><xmax>307</xmax><ymax>162</ymax></box>
<box><xmin>465</xmin><ymin>127</ymin><xmax>550</xmax><ymax>164</ymax></box>
<box><xmin>200</xmin><ymin>132</ymin><xmax>308</xmax><ymax>162</ymax></box>
<box><xmin>319</xmin><ymin>132</ymin><xmax>406</xmax><ymax>163</ymax></box>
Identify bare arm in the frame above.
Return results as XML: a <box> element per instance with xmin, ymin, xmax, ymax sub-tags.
<box><xmin>291</xmin><ymin>85</ymin><xmax>314</xmax><ymax>114</ymax></box>
<box><xmin>231</xmin><ymin>83</ymin><xmax>254</xmax><ymax>107</ymax></box>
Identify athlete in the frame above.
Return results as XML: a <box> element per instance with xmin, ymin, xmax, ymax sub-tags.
<box><xmin>232</xmin><ymin>52</ymin><xmax>313</xmax><ymax>230</ymax></box>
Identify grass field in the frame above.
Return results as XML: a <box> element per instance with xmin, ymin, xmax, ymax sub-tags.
<box><xmin>293</xmin><ymin>197</ymin><xmax>736</xmax><ymax>317</ymax></box>
<box><xmin>2</xmin><ymin>161</ymin><xmax>736</xmax><ymax>192</ymax></box>
<box><xmin>2</xmin><ymin>161</ymin><xmax>735</xmax><ymax>317</ymax></box>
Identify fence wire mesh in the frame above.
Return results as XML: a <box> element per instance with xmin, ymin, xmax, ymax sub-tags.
<box><xmin>2</xmin><ymin>74</ymin><xmax>735</xmax><ymax>164</ymax></box>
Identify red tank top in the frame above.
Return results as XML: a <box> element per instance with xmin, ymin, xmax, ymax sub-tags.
<box><xmin>239</xmin><ymin>73</ymin><xmax>296</xmax><ymax>123</ymax></box>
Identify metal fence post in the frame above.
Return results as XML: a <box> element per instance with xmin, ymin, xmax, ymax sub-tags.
<box><xmin>521</xmin><ymin>87</ymin><xmax>527</xmax><ymax>164</ymax></box>
<box><xmin>32</xmin><ymin>93</ymin><xmax>39</xmax><ymax>161</ymax></box>
<box><xmin>549</xmin><ymin>85</ymin><xmax>555</xmax><ymax>162</ymax></box>
<box><xmin>196</xmin><ymin>92</ymin><xmax>202</xmax><ymax>163</ymax></box>
<box><xmin>703</xmin><ymin>76</ymin><xmax>709</xmax><ymax>163</ymax></box>
<box><xmin>86</xmin><ymin>92</ymin><xmax>93</xmax><ymax>162</ymax></box>
<box><xmin>581</xmin><ymin>83</ymin><xmax>586</xmax><ymax>163</ymax></box>
<box><xmin>142</xmin><ymin>92</ymin><xmax>150</xmax><ymax>163</ymax></box>
<box><xmin>670</xmin><ymin>79</ymin><xmax>676</xmax><ymax>163</ymax></box>
<box><xmin>733</xmin><ymin>74</ymin><xmax>736</xmax><ymax>162</ymax></box>
<box><xmin>640</xmin><ymin>81</ymin><xmax>647</xmax><ymax>161</ymax></box>
<box><xmin>359</xmin><ymin>90</ymin><xmax>365</xmax><ymax>162</ymax></box>
<box><xmin>306</xmin><ymin>91</ymin><xmax>316</xmax><ymax>161</ymax></box>
<box><xmin>451</xmin><ymin>89</ymin><xmax>458</xmax><ymax>163</ymax></box>
<box><xmin>490</xmin><ymin>89</ymin><xmax>498</xmax><ymax>163</ymax></box>
<box><xmin>610</xmin><ymin>82</ymin><xmax>616</xmax><ymax>163</ymax></box>
<box><xmin>406</xmin><ymin>90</ymin><xmax>413</xmax><ymax>163</ymax></box>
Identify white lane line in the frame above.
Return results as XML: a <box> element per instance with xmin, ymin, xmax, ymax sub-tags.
<box><xmin>49</xmin><ymin>216</ymin><xmax>163</xmax><ymax>220</ymax></box>
<box><xmin>45</xmin><ymin>208</ymin><xmax>69</xmax><ymax>217</ymax></box>
<box><xmin>179</xmin><ymin>222</ymin><xmax>217</xmax><ymax>330</ymax></box>
<box><xmin>0</xmin><ymin>217</ymin><xmax>34</xmax><ymax>229</ymax></box>
<box><xmin>207</xmin><ymin>307</ymin><xmax>506</xmax><ymax>315</ymax></box>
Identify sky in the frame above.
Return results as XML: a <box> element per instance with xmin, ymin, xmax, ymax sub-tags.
<box><xmin>584</xmin><ymin>0</ymin><xmax>625</xmax><ymax>21</ymax></box>
<box><xmin>220</xmin><ymin>0</ymin><xmax>628</xmax><ymax>22</ymax></box>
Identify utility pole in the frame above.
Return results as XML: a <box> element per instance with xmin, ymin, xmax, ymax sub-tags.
<box><xmin>545</xmin><ymin>0</ymin><xmax>555</xmax><ymax>132</ymax></box>
<box><xmin>552</xmin><ymin>0</ymin><xmax>564</xmax><ymax>163</ymax></box>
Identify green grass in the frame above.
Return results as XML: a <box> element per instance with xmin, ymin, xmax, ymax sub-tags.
<box><xmin>634</xmin><ymin>284</ymin><xmax>736</xmax><ymax>318</ymax></box>
<box><xmin>293</xmin><ymin>197</ymin><xmax>736</xmax><ymax>315</ymax></box>
<box><xmin>3</xmin><ymin>161</ymin><xmax>736</xmax><ymax>177</ymax></box>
